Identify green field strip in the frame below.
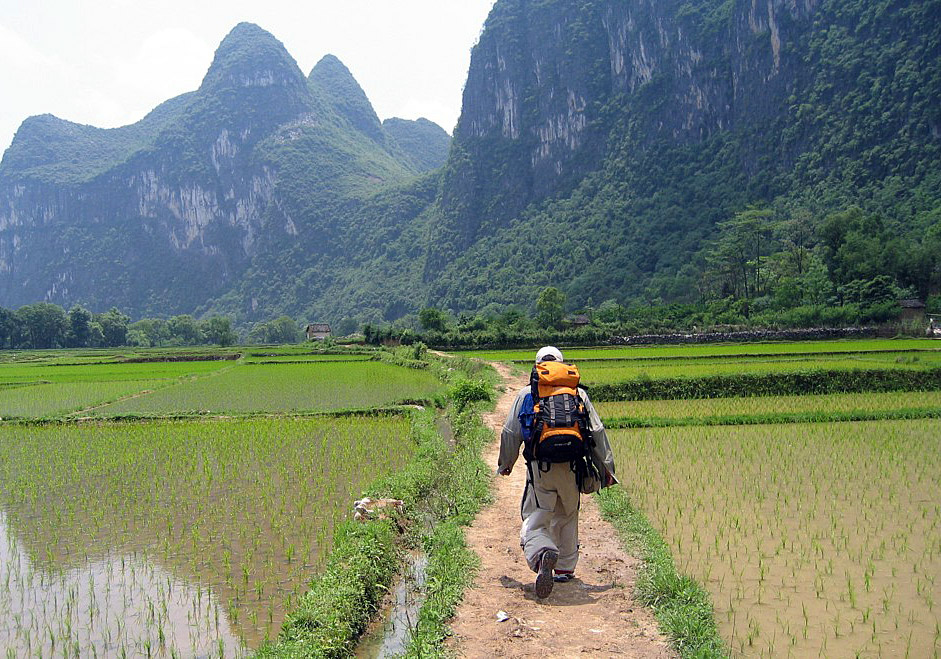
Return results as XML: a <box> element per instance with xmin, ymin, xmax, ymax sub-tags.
<box><xmin>0</xmin><ymin>360</ymin><xmax>232</xmax><ymax>385</ymax></box>
<box><xmin>596</xmin><ymin>390</ymin><xmax>941</xmax><ymax>420</ymax></box>
<box><xmin>246</xmin><ymin>358</ymin><xmax>376</xmax><ymax>365</ymax></box>
<box><xmin>88</xmin><ymin>361</ymin><xmax>446</xmax><ymax>416</ymax></box>
<box><xmin>589</xmin><ymin>367</ymin><xmax>941</xmax><ymax>401</ymax></box>
<box><xmin>580</xmin><ymin>356</ymin><xmax>941</xmax><ymax>384</ymax></box>
<box><xmin>0</xmin><ymin>381</ymin><xmax>49</xmax><ymax>389</ymax></box>
<box><xmin>603</xmin><ymin>406</ymin><xmax>941</xmax><ymax>428</ymax></box>
<box><xmin>458</xmin><ymin>339</ymin><xmax>941</xmax><ymax>361</ymax></box>
<box><xmin>0</xmin><ymin>380</ymin><xmax>173</xmax><ymax>419</ymax></box>
<box><xmin>505</xmin><ymin>347</ymin><xmax>941</xmax><ymax>364</ymax></box>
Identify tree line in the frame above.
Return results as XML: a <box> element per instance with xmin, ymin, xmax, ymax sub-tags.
<box><xmin>0</xmin><ymin>304</ymin><xmax>244</xmax><ymax>349</ymax></box>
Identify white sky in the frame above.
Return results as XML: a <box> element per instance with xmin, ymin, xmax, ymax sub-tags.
<box><xmin>0</xmin><ymin>0</ymin><xmax>498</xmax><ymax>157</ymax></box>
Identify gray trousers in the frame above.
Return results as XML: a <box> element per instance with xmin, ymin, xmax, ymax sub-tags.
<box><xmin>520</xmin><ymin>461</ymin><xmax>580</xmax><ymax>573</ymax></box>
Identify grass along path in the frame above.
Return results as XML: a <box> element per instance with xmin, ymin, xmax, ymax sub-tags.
<box><xmin>446</xmin><ymin>362</ymin><xmax>672</xmax><ymax>657</ymax></box>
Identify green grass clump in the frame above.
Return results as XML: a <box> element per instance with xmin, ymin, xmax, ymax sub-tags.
<box><xmin>404</xmin><ymin>404</ymin><xmax>493</xmax><ymax>655</ymax></box>
<box><xmin>597</xmin><ymin>487</ymin><xmax>726</xmax><ymax>657</ymax></box>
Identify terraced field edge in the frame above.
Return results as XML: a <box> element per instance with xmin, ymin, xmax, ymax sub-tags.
<box><xmin>596</xmin><ymin>487</ymin><xmax>727</xmax><ymax>658</ymax></box>
<box><xmin>255</xmin><ymin>354</ymin><xmax>495</xmax><ymax>657</ymax></box>
<box><xmin>590</xmin><ymin>367</ymin><xmax>941</xmax><ymax>401</ymax></box>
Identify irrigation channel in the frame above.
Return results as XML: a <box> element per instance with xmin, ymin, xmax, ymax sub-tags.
<box><xmin>354</xmin><ymin>413</ymin><xmax>456</xmax><ymax>657</ymax></box>
<box><xmin>354</xmin><ymin>552</ymin><xmax>428</xmax><ymax>657</ymax></box>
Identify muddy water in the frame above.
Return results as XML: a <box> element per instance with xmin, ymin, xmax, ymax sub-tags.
<box><xmin>355</xmin><ymin>552</ymin><xmax>428</xmax><ymax>658</ymax></box>
<box><xmin>0</xmin><ymin>512</ymin><xmax>244</xmax><ymax>657</ymax></box>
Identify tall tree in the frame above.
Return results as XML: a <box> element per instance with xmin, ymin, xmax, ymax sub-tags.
<box><xmin>707</xmin><ymin>208</ymin><xmax>774</xmax><ymax>300</ymax></box>
<box><xmin>96</xmin><ymin>308</ymin><xmax>130</xmax><ymax>347</ymax></box>
<box><xmin>67</xmin><ymin>305</ymin><xmax>94</xmax><ymax>348</ymax></box>
<box><xmin>418</xmin><ymin>307</ymin><xmax>448</xmax><ymax>332</ymax></box>
<box><xmin>0</xmin><ymin>307</ymin><xmax>18</xmax><ymax>348</ymax></box>
<box><xmin>536</xmin><ymin>286</ymin><xmax>566</xmax><ymax>329</ymax></box>
<box><xmin>17</xmin><ymin>303</ymin><xmax>68</xmax><ymax>349</ymax></box>
<box><xmin>201</xmin><ymin>316</ymin><xmax>237</xmax><ymax>346</ymax></box>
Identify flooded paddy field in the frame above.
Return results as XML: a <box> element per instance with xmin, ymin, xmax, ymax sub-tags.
<box><xmin>0</xmin><ymin>345</ymin><xmax>445</xmax><ymax>656</ymax></box>
<box><xmin>0</xmin><ymin>415</ymin><xmax>415</xmax><ymax>655</ymax></box>
<box><xmin>606</xmin><ymin>419</ymin><xmax>941</xmax><ymax>657</ymax></box>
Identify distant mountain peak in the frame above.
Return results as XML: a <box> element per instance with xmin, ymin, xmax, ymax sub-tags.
<box><xmin>200</xmin><ymin>22</ymin><xmax>307</xmax><ymax>93</ymax></box>
<box><xmin>309</xmin><ymin>54</ymin><xmax>384</xmax><ymax>143</ymax></box>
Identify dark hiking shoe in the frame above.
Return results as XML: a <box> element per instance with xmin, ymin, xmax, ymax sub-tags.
<box><xmin>535</xmin><ymin>550</ymin><xmax>558</xmax><ymax>598</ymax></box>
<box><xmin>553</xmin><ymin>572</ymin><xmax>574</xmax><ymax>583</ymax></box>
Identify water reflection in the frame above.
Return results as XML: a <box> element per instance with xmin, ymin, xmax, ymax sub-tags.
<box><xmin>0</xmin><ymin>418</ymin><xmax>414</xmax><ymax>656</ymax></box>
<box><xmin>0</xmin><ymin>512</ymin><xmax>245</xmax><ymax>657</ymax></box>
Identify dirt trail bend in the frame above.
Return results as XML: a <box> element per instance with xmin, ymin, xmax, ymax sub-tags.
<box><xmin>448</xmin><ymin>362</ymin><xmax>673</xmax><ymax>658</ymax></box>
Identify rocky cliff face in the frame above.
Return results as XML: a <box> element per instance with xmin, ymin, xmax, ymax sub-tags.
<box><xmin>0</xmin><ymin>23</ymin><xmax>447</xmax><ymax>316</ymax></box>
<box><xmin>433</xmin><ymin>0</ymin><xmax>824</xmax><ymax>256</ymax></box>
<box><xmin>421</xmin><ymin>0</ymin><xmax>938</xmax><ymax>311</ymax></box>
<box><xmin>1</xmin><ymin>2</ymin><xmax>937</xmax><ymax>325</ymax></box>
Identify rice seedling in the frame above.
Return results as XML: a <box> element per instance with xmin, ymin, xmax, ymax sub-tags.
<box><xmin>597</xmin><ymin>390</ymin><xmax>941</xmax><ymax>423</ymax></box>
<box><xmin>0</xmin><ymin>415</ymin><xmax>416</xmax><ymax>654</ymax></box>
<box><xmin>607</xmin><ymin>419</ymin><xmax>941</xmax><ymax>657</ymax></box>
<box><xmin>90</xmin><ymin>362</ymin><xmax>445</xmax><ymax>416</ymax></box>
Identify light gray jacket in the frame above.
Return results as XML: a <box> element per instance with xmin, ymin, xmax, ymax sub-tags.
<box><xmin>498</xmin><ymin>385</ymin><xmax>618</xmax><ymax>485</ymax></box>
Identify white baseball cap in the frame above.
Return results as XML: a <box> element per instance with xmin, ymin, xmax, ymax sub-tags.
<box><xmin>535</xmin><ymin>346</ymin><xmax>564</xmax><ymax>363</ymax></box>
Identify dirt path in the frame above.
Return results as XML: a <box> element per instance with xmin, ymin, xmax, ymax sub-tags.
<box><xmin>448</xmin><ymin>362</ymin><xmax>674</xmax><ymax>658</ymax></box>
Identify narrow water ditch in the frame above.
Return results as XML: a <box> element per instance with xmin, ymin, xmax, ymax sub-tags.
<box><xmin>354</xmin><ymin>551</ymin><xmax>428</xmax><ymax>658</ymax></box>
<box><xmin>354</xmin><ymin>413</ymin><xmax>454</xmax><ymax>657</ymax></box>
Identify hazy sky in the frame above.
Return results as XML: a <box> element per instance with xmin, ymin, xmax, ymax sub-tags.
<box><xmin>0</xmin><ymin>0</ymin><xmax>498</xmax><ymax>157</ymax></box>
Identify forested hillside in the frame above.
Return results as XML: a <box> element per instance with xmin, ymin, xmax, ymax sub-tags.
<box><xmin>1</xmin><ymin>1</ymin><xmax>939</xmax><ymax>333</ymax></box>
<box><xmin>421</xmin><ymin>0</ymin><xmax>940</xmax><ymax>318</ymax></box>
<box><xmin>0</xmin><ymin>23</ymin><xmax>447</xmax><ymax>321</ymax></box>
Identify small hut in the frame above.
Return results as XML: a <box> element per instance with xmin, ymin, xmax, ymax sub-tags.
<box><xmin>899</xmin><ymin>299</ymin><xmax>926</xmax><ymax>324</ymax></box>
<box><xmin>305</xmin><ymin>323</ymin><xmax>331</xmax><ymax>341</ymax></box>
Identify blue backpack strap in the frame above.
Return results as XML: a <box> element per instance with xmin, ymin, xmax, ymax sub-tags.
<box><xmin>518</xmin><ymin>391</ymin><xmax>535</xmax><ymax>441</ymax></box>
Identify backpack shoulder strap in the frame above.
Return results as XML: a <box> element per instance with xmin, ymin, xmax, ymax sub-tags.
<box><xmin>518</xmin><ymin>391</ymin><xmax>535</xmax><ymax>439</ymax></box>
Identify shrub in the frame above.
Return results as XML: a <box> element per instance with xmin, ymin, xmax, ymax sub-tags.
<box><xmin>449</xmin><ymin>379</ymin><xmax>492</xmax><ymax>410</ymax></box>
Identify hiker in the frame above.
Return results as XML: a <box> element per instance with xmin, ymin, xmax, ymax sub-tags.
<box><xmin>498</xmin><ymin>345</ymin><xmax>618</xmax><ymax>598</ymax></box>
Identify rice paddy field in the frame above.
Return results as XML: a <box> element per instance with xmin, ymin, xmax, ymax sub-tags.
<box><xmin>0</xmin><ymin>346</ymin><xmax>447</xmax><ymax>656</ymax></box>
<box><xmin>461</xmin><ymin>338</ymin><xmax>941</xmax><ymax>657</ymax></box>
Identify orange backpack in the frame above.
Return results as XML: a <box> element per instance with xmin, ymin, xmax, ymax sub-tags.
<box><xmin>524</xmin><ymin>361</ymin><xmax>591</xmax><ymax>464</ymax></box>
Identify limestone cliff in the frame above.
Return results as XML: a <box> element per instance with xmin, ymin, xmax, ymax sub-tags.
<box><xmin>0</xmin><ymin>23</ymin><xmax>445</xmax><ymax>316</ymax></box>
